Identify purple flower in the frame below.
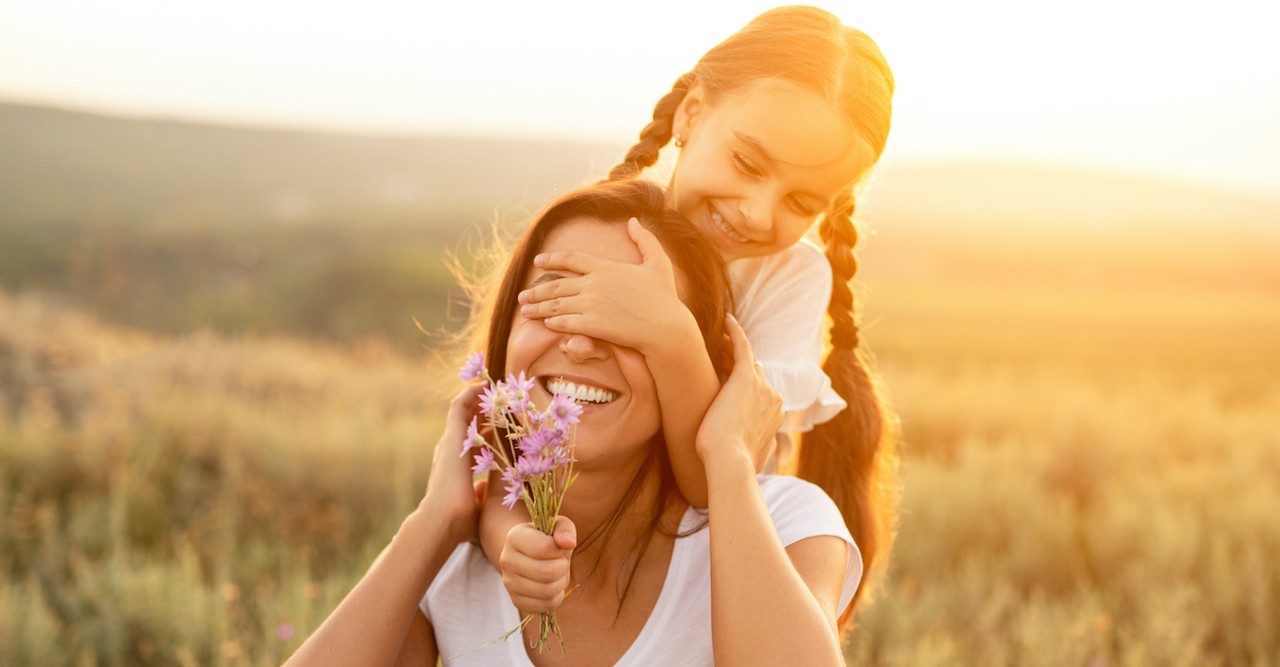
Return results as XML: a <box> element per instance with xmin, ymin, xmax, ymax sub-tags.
<box><xmin>549</xmin><ymin>393</ymin><xmax>582</xmax><ymax>428</ymax></box>
<box><xmin>503</xmin><ymin>372</ymin><xmax>536</xmax><ymax>413</ymax></box>
<box><xmin>458</xmin><ymin>352</ymin><xmax>485</xmax><ymax>383</ymax></box>
<box><xmin>471</xmin><ymin>448</ymin><xmax>495</xmax><ymax>475</ymax></box>
<box><xmin>478</xmin><ymin>384</ymin><xmax>506</xmax><ymax>416</ymax></box>
<box><xmin>516</xmin><ymin>452</ymin><xmax>555</xmax><ymax>478</ymax></box>
<box><xmin>460</xmin><ymin>417</ymin><xmax>484</xmax><ymax>457</ymax></box>
<box><xmin>518</xmin><ymin>428</ymin><xmax>554</xmax><ymax>457</ymax></box>
<box><xmin>501</xmin><ymin>468</ymin><xmax>524</xmax><ymax>509</ymax></box>
<box><xmin>548</xmin><ymin>445</ymin><xmax>575</xmax><ymax>468</ymax></box>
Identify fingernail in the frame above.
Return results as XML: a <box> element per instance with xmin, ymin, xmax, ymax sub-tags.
<box><xmin>520</xmin><ymin>305</ymin><xmax>532</xmax><ymax>316</ymax></box>
<box><xmin>533</xmin><ymin>254</ymin><xmax>546</xmax><ymax>266</ymax></box>
<box><xmin>517</xmin><ymin>290</ymin><xmax>529</xmax><ymax>304</ymax></box>
<box><xmin>628</xmin><ymin>217</ymin><xmax>640</xmax><ymax>227</ymax></box>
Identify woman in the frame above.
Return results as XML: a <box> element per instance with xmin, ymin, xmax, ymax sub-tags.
<box><xmin>284</xmin><ymin>179</ymin><xmax>860</xmax><ymax>666</ymax></box>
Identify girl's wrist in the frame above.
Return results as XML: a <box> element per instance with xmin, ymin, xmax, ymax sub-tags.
<box><xmin>640</xmin><ymin>306</ymin><xmax>701</xmax><ymax>359</ymax></box>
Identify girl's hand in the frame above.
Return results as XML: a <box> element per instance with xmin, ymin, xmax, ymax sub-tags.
<box><xmin>696</xmin><ymin>315</ymin><xmax>783</xmax><ymax>467</ymax></box>
<box><xmin>499</xmin><ymin>517</ymin><xmax>577</xmax><ymax>613</ymax></box>
<box><xmin>517</xmin><ymin>218</ymin><xmax>691</xmax><ymax>355</ymax></box>
<box><xmin>422</xmin><ymin>383</ymin><xmax>489</xmax><ymax>544</ymax></box>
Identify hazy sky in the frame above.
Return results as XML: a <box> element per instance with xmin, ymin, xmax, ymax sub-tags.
<box><xmin>2</xmin><ymin>0</ymin><xmax>1277</xmax><ymax>195</ymax></box>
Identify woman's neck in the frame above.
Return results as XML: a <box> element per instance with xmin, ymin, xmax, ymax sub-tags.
<box><xmin>557</xmin><ymin>452</ymin><xmax>684</xmax><ymax>574</ymax></box>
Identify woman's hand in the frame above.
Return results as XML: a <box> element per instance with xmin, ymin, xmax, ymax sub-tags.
<box><xmin>696</xmin><ymin>315</ymin><xmax>783</xmax><ymax>467</ymax></box>
<box><xmin>517</xmin><ymin>219</ymin><xmax>692</xmax><ymax>355</ymax></box>
<box><xmin>422</xmin><ymin>383</ymin><xmax>489</xmax><ymax>545</ymax></box>
<box><xmin>499</xmin><ymin>517</ymin><xmax>577</xmax><ymax>613</ymax></box>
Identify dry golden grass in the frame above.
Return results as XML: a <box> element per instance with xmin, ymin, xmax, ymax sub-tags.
<box><xmin>1</xmin><ymin>225</ymin><xmax>1277</xmax><ymax>665</ymax></box>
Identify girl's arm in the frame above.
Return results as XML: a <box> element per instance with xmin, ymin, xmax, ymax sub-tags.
<box><xmin>284</xmin><ymin>386</ymin><xmax>484</xmax><ymax>667</ymax></box>
<box><xmin>518</xmin><ymin>219</ymin><xmax>730</xmax><ymax>507</ymax></box>
<box><xmin>699</xmin><ymin>316</ymin><xmax>848</xmax><ymax>665</ymax></box>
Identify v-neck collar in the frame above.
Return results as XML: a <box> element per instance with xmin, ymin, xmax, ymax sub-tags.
<box><xmin>504</xmin><ymin>506</ymin><xmax>700</xmax><ymax>666</ymax></box>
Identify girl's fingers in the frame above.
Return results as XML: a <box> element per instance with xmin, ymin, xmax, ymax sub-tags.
<box><xmin>518</xmin><ymin>275</ymin><xmax>584</xmax><ymax>306</ymax></box>
<box><xmin>541</xmin><ymin>314</ymin><xmax>587</xmax><ymax>334</ymax></box>
<box><xmin>627</xmin><ymin>218</ymin><xmax>674</xmax><ymax>271</ymax></box>
<box><xmin>533</xmin><ymin>249</ymin><xmax>610</xmax><ymax>274</ymax></box>
<box><xmin>520</xmin><ymin>295</ymin><xmax>584</xmax><ymax>320</ymax></box>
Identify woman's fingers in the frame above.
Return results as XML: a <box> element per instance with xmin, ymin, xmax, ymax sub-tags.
<box><xmin>724</xmin><ymin>314</ymin><xmax>759</xmax><ymax>377</ymax></box>
<box><xmin>500</xmin><ymin>522</ymin><xmax>574</xmax><ymax>612</ymax></box>
<box><xmin>551</xmin><ymin>515</ymin><xmax>577</xmax><ymax>550</ymax></box>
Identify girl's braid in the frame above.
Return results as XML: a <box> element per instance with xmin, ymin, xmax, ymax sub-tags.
<box><xmin>607</xmin><ymin>73</ymin><xmax>695</xmax><ymax>180</ymax></box>
<box><xmin>819</xmin><ymin>191</ymin><xmax>860</xmax><ymax>350</ymax></box>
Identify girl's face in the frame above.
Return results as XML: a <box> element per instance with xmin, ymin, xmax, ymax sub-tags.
<box><xmin>504</xmin><ymin>216</ymin><xmax>671</xmax><ymax>469</ymax></box>
<box><xmin>669</xmin><ymin>79</ymin><xmax>870</xmax><ymax>262</ymax></box>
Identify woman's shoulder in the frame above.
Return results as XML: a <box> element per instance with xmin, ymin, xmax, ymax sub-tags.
<box><xmin>756</xmin><ymin>474</ymin><xmax>836</xmax><ymax>508</ymax></box>
<box><xmin>755</xmin><ymin>475</ymin><xmax>853</xmax><ymax>545</ymax></box>
<box><xmin>756</xmin><ymin>475</ymin><xmax>863</xmax><ymax>611</ymax></box>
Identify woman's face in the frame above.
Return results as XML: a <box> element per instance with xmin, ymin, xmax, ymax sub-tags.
<box><xmin>504</xmin><ymin>216</ymin><xmax>673</xmax><ymax>469</ymax></box>
<box><xmin>668</xmin><ymin>78</ymin><xmax>869</xmax><ymax>261</ymax></box>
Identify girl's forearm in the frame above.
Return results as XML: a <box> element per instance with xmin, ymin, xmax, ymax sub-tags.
<box><xmin>705</xmin><ymin>447</ymin><xmax>844</xmax><ymax>666</ymax></box>
<box><xmin>645</xmin><ymin>314</ymin><xmax>719</xmax><ymax>507</ymax></box>
<box><xmin>284</xmin><ymin>504</ymin><xmax>461</xmax><ymax>666</ymax></box>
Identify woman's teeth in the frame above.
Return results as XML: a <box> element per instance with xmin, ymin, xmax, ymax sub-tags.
<box><xmin>546</xmin><ymin>379</ymin><xmax>618</xmax><ymax>404</ymax></box>
<box><xmin>711</xmin><ymin>209</ymin><xmax>751</xmax><ymax>243</ymax></box>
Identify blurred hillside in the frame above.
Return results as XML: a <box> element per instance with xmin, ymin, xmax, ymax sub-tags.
<box><xmin>0</xmin><ymin>101</ymin><xmax>623</xmax><ymax>347</ymax></box>
<box><xmin>1</xmin><ymin>100</ymin><xmax>1277</xmax><ymax>359</ymax></box>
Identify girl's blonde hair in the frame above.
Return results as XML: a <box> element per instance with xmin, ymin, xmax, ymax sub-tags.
<box><xmin>608</xmin><ymin>5</ymin><xmax>900</xmax><ymax>629</ymax></box>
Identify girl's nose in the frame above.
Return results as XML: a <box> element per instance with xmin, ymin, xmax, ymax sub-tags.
<box><xmin>738</xmin><ymin>193</ymin><xmax>775</xmax><ymax>235</ymax></box>
<box><xmin>560</xmin><ymin>333</ymin><xmax>610</xmax><ymax>363</ymax></box>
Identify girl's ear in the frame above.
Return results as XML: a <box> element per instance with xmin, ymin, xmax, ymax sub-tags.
<box><xmin>673</xmin><ymin>83</ymin><xmax>707</xmax><ymax>139</ymax></box>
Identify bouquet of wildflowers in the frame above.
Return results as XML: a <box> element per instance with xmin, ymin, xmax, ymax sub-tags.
<box><xmin>458</xmin><ymin>352</ymin><xmax>580</xmax><ymax>653</ymax></box>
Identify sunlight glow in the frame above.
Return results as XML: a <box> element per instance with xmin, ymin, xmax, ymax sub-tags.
<box><xmin>1</xmin><ymin>0</ymin><xmax>1276</xmax><ymax>194</ymax></box>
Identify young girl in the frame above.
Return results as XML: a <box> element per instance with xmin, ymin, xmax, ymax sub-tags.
<box><xmin>484</xmin><ymin>5</ymin><xmax>899</xmax><ymax>627</ymax></box>
<box><xmin>284</xmin><ymin>179</ymin><xmax>859</xmax><ymax>666</ymax></box>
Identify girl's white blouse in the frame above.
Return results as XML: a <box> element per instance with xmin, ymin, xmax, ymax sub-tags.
<box><xmin>728</xmin><ymin>240</ymin><xmax>847</xmax><ymax>434</ymax></box>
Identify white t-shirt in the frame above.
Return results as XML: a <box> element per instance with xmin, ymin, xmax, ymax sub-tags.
<box><xmin>420</xmin><ymin>475</ymin><xmax>861</xmax><ymax>666</ymax></box>
<box><xmin>728</xmin><ymin>240</ymin><xmax>847</xmax><ymax>435</ymax></box>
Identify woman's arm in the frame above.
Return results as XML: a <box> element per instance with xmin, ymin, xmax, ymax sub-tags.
<box><xmin>284</xmin><ymin>385</ymin><xmax>484</xmax><ymax>667</ymax></box>
<box><xmin>699</xmin><ymin>316</ymin><xmax>847</xmax><ymax>666</ymax></box>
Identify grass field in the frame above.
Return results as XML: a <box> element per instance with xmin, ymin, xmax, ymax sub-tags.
<box><xmin>2</xmin><ymin>255</ymin><xmax>1276</xmax><ymax>665</ymax></box>
<box><xmin>3</xmin><ymin>101</ymin><xmax>1278</xmax><ymax>666</ymax></box>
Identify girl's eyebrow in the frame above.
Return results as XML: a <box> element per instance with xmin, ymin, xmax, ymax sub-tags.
<box><xmin>733</xmin><ymin>131</ymin><xmax>832</xmax><ymax>205</ymax></box>
<box><xmin>733</xmin><ymin>131</ymin><xmax>777</xmax><ymax>164</ymax></box>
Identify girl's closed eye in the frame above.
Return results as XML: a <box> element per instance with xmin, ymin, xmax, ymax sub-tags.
<box><xmin>731</xmin><ymin>152</ymin><xmax>763</xmax><ymax>178</ymax></box>
<box><xmin>787</xmin><ymin>196</ymin><xmax>817</xmax><ymax>217</ymax></box>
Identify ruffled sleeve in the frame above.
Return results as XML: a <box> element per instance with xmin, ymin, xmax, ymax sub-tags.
<box><xmin>728</xmin><ymin>241</ymin><xmax>847</xmax><ymax>434</ymax></box>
